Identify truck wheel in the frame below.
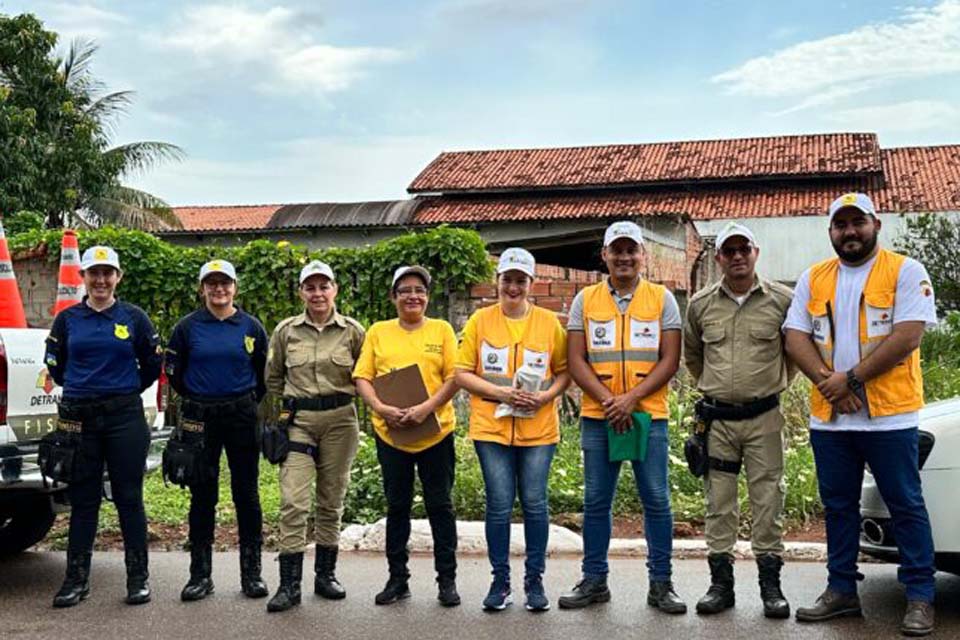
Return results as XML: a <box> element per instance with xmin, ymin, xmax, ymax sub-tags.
<box><xmin>0</xmin><ymin>497</ymin><xmax>57</xmax><ymax>556</ymax></box>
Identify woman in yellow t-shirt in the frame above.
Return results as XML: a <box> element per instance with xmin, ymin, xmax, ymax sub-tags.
<box><xmin>455</xmin><ymin>248</ymin><xmax>570</xmax><ymax>613</ymax></box>
<box><xmin>353</xmin><ymin>266</ymin><xmax>460</xmax><ymax>608</ymax></box>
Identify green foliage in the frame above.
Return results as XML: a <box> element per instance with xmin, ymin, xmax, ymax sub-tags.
<box><xmin>2</xmin><ymin>210</ymin><xmax>43</xmax><ymax>235</ymax></box>
<box><xmin>920</xmin><ymin>311</ymin><xmax>960</xmax><ymax>402</ymax></box>
<box><xmin>895</xmin><ymin>213</ymin><xmax>960</xmax><ymax>314</ymax></box>
<box><xmin>9</xmin><ymin>225</ymin><xmax>494</xmax><ymax>336</ymax></box>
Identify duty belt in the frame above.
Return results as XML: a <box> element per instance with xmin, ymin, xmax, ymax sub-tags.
<box><xmin>59</xmin><ymin>393</ymin><xmax>142</xmax><ymax>419</ymax></box>
<box><xmin>181</xmin><ymin>392</ymin><xmax>256</xmax><ymax>418</ymax></box>
<box><xmin>283</xmin><ymin>393</ymin><xmax>354</xmax><ymax>412</ymax></box>
<box><xmin>698</xmin><ymin>394</ymin><xmax>779</xmax><ymax>422</ymax></box>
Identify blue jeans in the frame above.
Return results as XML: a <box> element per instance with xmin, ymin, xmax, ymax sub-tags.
<box><xmin>474</xmin><ymin>440</ymin><xmax>557</xmax><ymax>580</ymax></box>
<box><xmin>581</xmin><ymin>417</ymin><xmax>673</xmax><ymax>581</ymax></box>
<box><xmin>811</xmin><ymin>427</ymin><xmax>935</xmax><ymax>602</ymax></box>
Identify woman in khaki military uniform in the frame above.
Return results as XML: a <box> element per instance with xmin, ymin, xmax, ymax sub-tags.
<box><xmin>264</xmin><ymin>260</ymin><xmax>365</xmax><ymax>613</ymax></box>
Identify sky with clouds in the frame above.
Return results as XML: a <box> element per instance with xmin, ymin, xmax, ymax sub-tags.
<box><xmin>3</xmin><ymin>0</ymin><xmax>959</xmax><ymax>206</ymax></box>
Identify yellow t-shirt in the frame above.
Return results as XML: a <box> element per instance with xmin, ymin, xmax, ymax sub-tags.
<box><xmin>455</xmin><ymin>306</ymin><xmax>568</xmax><ymax>373</ymax></box>
<box><xmin>353</xmin><ymin>318</ymin><xmax>457</xmax><ymax>452</ymax></box>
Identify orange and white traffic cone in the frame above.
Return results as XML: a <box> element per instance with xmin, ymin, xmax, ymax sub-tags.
<box><xmin>0</xmin><ymin>217</ymin><xmax>28</xmax><ymax>328</ymax></box>
<box><xmin>52</xmin><ymin>229</ymin><xmax>84</xmax><ymax>315</ymax></box>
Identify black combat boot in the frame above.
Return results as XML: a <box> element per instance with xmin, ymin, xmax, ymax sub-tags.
<box><xmin>124</xmin><ymin>547</ymin><xmax>151</xmax><ymax>605</ymax></box>
<box><xmin>648</xmin><ymin>580</ymin><xmax>687</xmax><ymax>614</ymax></box>
<box><xmin>180</xmin><ymin>544</ymin><xmax>214</xmax><ymax>601</ymax></box>
<box><xmin>437</xmin><ymin>574</ymin><xmax>461</xmax><ymax>607</ymax></box>
<box><xmin>314</xmin><ymin>545</ymin><xmax>346</xmax><ymax>600</ymax></box>
<box><xmin>52</xmin><ymin>549</ymin><xmax>92</xmax><ymax>608</ymax></box>
<box><xmin>557</xmin><ymin>576</ymin><xmax>611</xmax><ymax>609</ymax></box>
<box><xmin>240</xmin><ymin>543</ymin><xmax>268</xmax><ymax>598</ymax></box>
<box><xmin>757</xmin><ymin>554</ymin><xmax>790</xmax><ymax>619</ymax></box>
<box><xmin>696</xmin><ymin>553</ymin><xmax>735</xmax><ymax>615</ymax></box>
<box><xmin>267</xmin><ymin>552</ymin><xmax>303</xmax><ymax>613</ymax></box>
<box><xmin>375</xmin><ymin>574</ymin><xmax>411</xmax><ymax>605</ymax></box>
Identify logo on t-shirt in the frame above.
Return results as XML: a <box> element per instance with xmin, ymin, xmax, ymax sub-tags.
<box><xmin>244</xmin><ymin>335</ymin><xmax>255</xmax><ymax>354</ymax></box>
<box><xmin>425</xmin><ymin>343</ymin><xmax>443</xmax><ymax>355</ymax></box>
<box><xmin>114</xmin><ymin>324</ymin><xmax>130</xmax><ymax>340</ymax></box>
<box><xmin>920</xmin><ymin>279</ymin><xmax>934</xmax><ymax>298</ymax></box>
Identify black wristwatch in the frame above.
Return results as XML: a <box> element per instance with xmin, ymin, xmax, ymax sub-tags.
<box><xmin>846</xmin><ymin>370</ymin><xmax>864</xmax><ymax>394</ymax></box>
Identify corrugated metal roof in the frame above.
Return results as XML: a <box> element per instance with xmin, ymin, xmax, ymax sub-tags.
<box><xmin>267</xmin><ymin>200</ymin><xmax>419</xmax><ymax>229</ymax></box>
<box><xmin>408</xmin><ymin>133</ymin><xmax>882</xmax><ymax>193</ymax></box>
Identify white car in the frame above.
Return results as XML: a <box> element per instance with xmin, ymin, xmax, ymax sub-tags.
<box><xmin>0</xmin><ymin>327</ymin><xmax>170</xmax><ymax>555</ymax></box>
<box><xmin>860</xmin><ymin>396</ymin><xmax>960</xmax><ymax>575</ymax></box>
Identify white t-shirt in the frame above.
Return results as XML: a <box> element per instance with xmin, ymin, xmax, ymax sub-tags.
<box><xmin>783</xmin><ymin>254</ymin><xmax>937</xmax><ymax>431</ymax></box>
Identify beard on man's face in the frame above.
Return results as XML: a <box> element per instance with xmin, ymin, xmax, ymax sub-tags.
<box><xmin>832</xmin><ymin>228</ymin><xmax>879</xmax><ymax>262</ymax></box>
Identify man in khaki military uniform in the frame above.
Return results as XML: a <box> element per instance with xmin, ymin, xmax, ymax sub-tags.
<box><xmin>683</xmin><ymin>222</ymin><xmax>794</xmax><ymax>619</ymax></box>
<box><xmin>265</xmin><ymin>260</ymin><xmax>365</xmax><ymax>613</ymax></box>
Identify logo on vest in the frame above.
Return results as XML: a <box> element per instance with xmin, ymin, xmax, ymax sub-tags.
<box><xmin>487</xmin><ymin>352</ymin><xmax>498</xmax><ymax>364</ymax></box>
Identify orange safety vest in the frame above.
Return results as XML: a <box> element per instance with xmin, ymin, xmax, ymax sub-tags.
<box><xmin>468</xmin><ymin>304</ymin><xmax>560</xmax><ymax>446</ymax></box>
<box><xmin>807</xmin><ymin>248</ymin><xmax>924</xmax><ymax>421</ymax></box>
<box><xmin>581</xmin><ymin>279</ymin><xmax>669</xmax><ymax>420</ymax></box>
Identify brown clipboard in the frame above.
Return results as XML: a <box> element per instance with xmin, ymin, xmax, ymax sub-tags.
<box><xmin>371</xmin><ymin>364</ymin><xmax>441</xmax><ymax>445</ymax></box>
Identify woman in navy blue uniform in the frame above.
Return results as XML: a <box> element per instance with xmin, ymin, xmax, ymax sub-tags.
<box><xmin>164</xmin><ymin>260</ymin><xmax>269</xmax><ymax>601</ymax></box>
<box><xmin>44</xmin><ymin>246</ymin><xmax>162</xmax><ymax>607</ymax></box>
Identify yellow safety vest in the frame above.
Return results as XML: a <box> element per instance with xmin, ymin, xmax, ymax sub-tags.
<box><xmin>468</xmin><ymin>304</ymin><xmax>560</xmax><ymax>446</ymax></box>
<box><xmin>581</xmin><ymin>279</ymin><xmax>669</xmax><ymax>420</ymax></box>
<box><xmin>807</xmin><ymin>248</ymin><xmax>924</xmax><ymax>421</ymax></box>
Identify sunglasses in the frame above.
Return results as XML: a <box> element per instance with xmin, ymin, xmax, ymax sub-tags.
<box><xmin>720</xmin><ymin>244</ymin><xmax>754</xmax><ymax>258</ymax></box>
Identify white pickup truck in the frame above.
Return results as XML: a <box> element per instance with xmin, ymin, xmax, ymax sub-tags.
<box><xmin>0</xmin><ymin>327</ymin><xmax>169</xmax><ymax>555</ymax></box>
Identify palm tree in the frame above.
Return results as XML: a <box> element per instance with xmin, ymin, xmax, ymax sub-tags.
<box><xmin>59</xmin><ymin>39</ymin><xmax>185</xmax><ymax>230</ymax></box>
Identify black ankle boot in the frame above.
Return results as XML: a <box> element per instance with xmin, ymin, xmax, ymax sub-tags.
<box><xmin>696</xmin><ymin>553</ymin><xmax>735</xmax><ymax>615</ymax></box>
<box><xmin>314</xmin><ymin>545</ymin><xmax>346</xmax><ymax>600</ymax></box>
<box><xmin>240</xmin><ymin>543</ymin><xmax>269</xmax><ymax>598</ymax></box>
<box><xmin>267</xmin><ymin>552</ymin><xmax>303</xmax><ymax>613</ymax></box>
<box><xmin>53</xmin><ymin>549</ymin><xmax>92</xmax><ymax>608</ymax></box>
<box><xmin>180</xmin><ymin>544</ymin><xmax>214</xmax><ymax>602</ymax></box>
<box><xmin>124</xmin><ymin>547</ymin><xmax>151</xmax><ymax>605</ymax></box>
<box><xmin>757</xmin><ymin>554</ymin><xmax>790</xmax><ymax>619</ymax></box>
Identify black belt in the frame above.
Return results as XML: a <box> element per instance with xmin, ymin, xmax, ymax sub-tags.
<box><xmin>284</xmin><ymin>393</ymin><xmax>353</xmax><ymax>412</ymax></box>
<box><xmin>182</xmin><ymin>392</ymin><xmax>256</xmax><ymax>417</ymax></box>
<box><xmin>698</xmin><ymin>394</ymin><xmax>779</xmax><ymax>422</ymax></box>
<box><xmin>59</xmin><ymin>393</ymin><xmax>142</xmax><ymax>419</ymax></box>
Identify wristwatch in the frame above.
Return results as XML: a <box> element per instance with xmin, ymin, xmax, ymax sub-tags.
<box><xmin>846</xmin><ymin>370</ymin><xmax>864</xmax><ymax>394</ymax></box>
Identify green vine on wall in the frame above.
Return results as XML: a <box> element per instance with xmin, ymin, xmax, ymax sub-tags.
<box><xmin>9</xmin><ymin>225</ymin><xmax>493</xmax><ymax>336</ymax></box>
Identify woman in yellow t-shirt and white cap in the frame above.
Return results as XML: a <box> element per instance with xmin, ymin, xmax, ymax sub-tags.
<box><xmin>353</xmin><ymin>265</ymin><xmax>461</xmax><ymax>608</ymax></box>
<box><xmin>455</xmin><ymin>247</ymin><xmax>570</xmax><ymax>613</ymax></box>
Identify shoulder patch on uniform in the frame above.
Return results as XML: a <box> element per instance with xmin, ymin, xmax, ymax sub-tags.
<box><xmin>919</xmin><ymin>279</ymin><xmax>934</xmax><ymax>297</ymax></box>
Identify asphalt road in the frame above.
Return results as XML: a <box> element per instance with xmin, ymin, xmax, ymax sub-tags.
<box><xmin>1</xmin><ymin>552</ymin><xmax>958</xmax><ymax>640</ymax></box>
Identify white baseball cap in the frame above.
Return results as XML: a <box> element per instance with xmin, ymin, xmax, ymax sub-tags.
<box><xmin>299</xmin><ymin>260</ymin><xmax>335</xmax><ymax>284</ymax></box>
<box><xmin>198</xmin><ymin>259</ymin><xmax>237</xmax><ymax>282</ymax></box>
<box><xmin>80</xmin><ymin>245</ymin><xmax>120</xmax><ymax>271</ymax></box>
<box><xmin>497</xmin><ymin>247</ymin><xmax>536</xmax><ymax>277</ymax></box>
<box><xmin>603</xmin><ymin>221</ymin><xmax>644</xmax><ymax>247</ymax></box>
<box><xmin>716</xmin><ymin>222</ymin><xmax>757</xmax><ymax>249</ymax></box>
<box><xmin>392</xmin><ymin>265</ymin><xmax>432</xmax><ymax>289</ymax></box>
<box><xmin>828</xmin><ymin>192</ymin><xmax>877</xmax><ymax>223</ymax></box>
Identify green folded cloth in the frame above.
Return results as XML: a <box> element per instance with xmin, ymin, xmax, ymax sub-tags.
<box><xmin>607</xmin><ymin>412</ymin><xmax>652</xmax><ymax>462</ymax></box>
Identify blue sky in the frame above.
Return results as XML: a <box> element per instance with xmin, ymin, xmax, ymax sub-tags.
<box><xmin>3</xmin><ymin>0</ymin><xmax>959</xmax><ymax>205</ymax></box>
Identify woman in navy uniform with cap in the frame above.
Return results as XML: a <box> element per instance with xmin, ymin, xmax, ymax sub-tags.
<box><xmin>164</xmin><ymin>259</ymin><xmax>269</xmax><ymax>602</ymax></box>
<box><xmin>44</xmin><ymin>245</ymin><xmax>162</xmax><ymax>607</ymax></box>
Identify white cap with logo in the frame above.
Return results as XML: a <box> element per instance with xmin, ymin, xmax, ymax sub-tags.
<box><xmin>828</xmin><ymin>192</ymin><xmax>877</xmax><ymax>223</ymax></box>
<box><xmin>716</xmin><ymin>222</ymin><xmax>757</xmax><ymax>249</ymax></box>
<box><xmin>198</xmin><ymin>259</ymin><xmax>237</xmax><ymax>282</ymax></box>
<box><xmin>80</xmin><ymin>245</ymin><xmax>120</xmax><ymax>271</ymax></box>
<box><xmin>392</xmin><ymin>265</ymin><xmax>432</xmax><ymax>288</ymax></box>
<box><xmin>497</xmin><ymin>248</ymin><xmax>536</xmax><ymax>277</ymax></box>
<box><xmin>299</xmin><ymin>260</ymin><xmax>336</xmax><ymax>284</ymax></box>
<box><xmin>603</xmin><ymin>221</ymin><xmax>644</xmax><ymax>247</ymax></box>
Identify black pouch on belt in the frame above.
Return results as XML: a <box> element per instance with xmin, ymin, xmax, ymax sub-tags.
<box><xmin>683</xmin><ymin>400</ymin><xmax>711</xmax><ymax>478</ymax></box>
<box><xmin>260</xmin><ymin>409</ymin><xmax>292</xmax><ymax>465</ymax></box>
<box><xmin>162</xmin><ymin>413</ymin><xmax>208</xmax><ymax>489</ymax></box>
<box><xmin>38</xmin><ymin>412</ymin><xmax>83</xmax><ymax>485</ymax></box>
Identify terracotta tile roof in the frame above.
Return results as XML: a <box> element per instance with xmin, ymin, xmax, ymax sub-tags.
<box><xmin>408</xmin><ymin>133</ymin><xmax>882</xmax><ymax>193</ymax></box>
<box><xmin>413</xmin><ymin>145</ymin><xmax>960</xmax><ymax>223</ymax></box>
<box><xmin>172</xmin><ymin>205</ymin><xmax>281</xmax><ymax>232</ymax></box>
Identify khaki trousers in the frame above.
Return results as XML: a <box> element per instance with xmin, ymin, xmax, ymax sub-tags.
<box><xmin>278</xmin><ymin>404</ymin><xmax>359</xmax><ymax>552</ymax></box>
<box><xmin>704</xmin><ymin>407</ymin><xmax>786</xmax><ymax>556</ymax></box>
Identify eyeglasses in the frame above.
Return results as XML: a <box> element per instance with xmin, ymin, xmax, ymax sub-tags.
<box><xmin>396</xmin><ymin>286</ymin><xmax>428</xmax><ymax>297</ymax></box>
<box><xmin>720</xmin><ymin>244</ymin><xmax>754</xmax><ymax>258</ymax></box>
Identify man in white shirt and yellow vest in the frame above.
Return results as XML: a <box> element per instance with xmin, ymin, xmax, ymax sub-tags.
<box><xmin>784</xmin><ymin>193</ymin><xmax>937</xmax><ymax>637</ymax></box>
<box><xmin>559</xmin><ymin>221</ymin><xmax>686</xmax><ymax>614</ymax></box>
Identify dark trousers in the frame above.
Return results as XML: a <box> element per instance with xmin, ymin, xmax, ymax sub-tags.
<box><xmin>811</xmin><ymin>427</ymin><xmax>936</xmax><ymax>602</ymax></box>
<box><xmin>187</xmin><ymin>397</ymin><xmax>263</xmax><ymax>547</ymax></box>
<box><xmin>375</xmin><ymin>433</ymin><xmax>457</xmax><ymax>579</ymax></box>
<box><xmin>67</xmin><ymin>399</ymin><xmax>149</xmax><ymax>553</ymax></box>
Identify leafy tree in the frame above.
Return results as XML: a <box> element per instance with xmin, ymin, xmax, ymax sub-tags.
<box><xmin>0</xmin><ymin>13</ymin><xmax>183</xmax><ymax>229</ymax></box>
<box><xmin>2</xmin><ymin>210</ymin><xmax>44</xmax><ymax>235</ymax></box>
<box><xmin>894</xmin><ymin>213</ymin><xmax>960</xmax><ymax>314</ymax></box>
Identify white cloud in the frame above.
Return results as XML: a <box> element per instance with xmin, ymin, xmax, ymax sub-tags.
<box><xmin>435</xmin><ymin>0</ymin><xmax>593</xmax><ymax>25</ymax></box>
<box><xmin>713</xmin><ymin>0</ymin><xmax>960</xmax><ymax>106</ymax></box>
<box><xmin>825</xmin><ymin>100</ymin><xmax>960</xmax><ymax>133</ymax></box>
<box><xmin>33</xmin><ymin>2</ymin><xmax>128</xmax><ymax>40</ymax></box>
<box><xmin>152</xmin><ymin>5</ymin><xmax>403</xmax><ymax>96</ymax></box>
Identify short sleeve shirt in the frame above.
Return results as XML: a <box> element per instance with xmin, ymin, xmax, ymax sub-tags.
<box><xmin>566</xmin><ymin>281</ymin><xmax>682</xmax><ymax>332</ymax></box>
